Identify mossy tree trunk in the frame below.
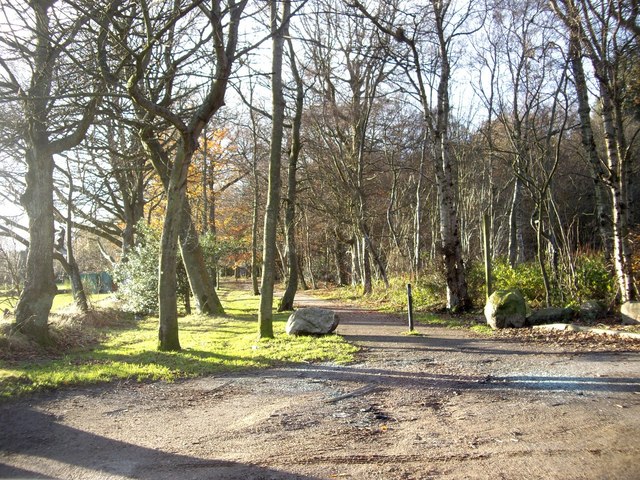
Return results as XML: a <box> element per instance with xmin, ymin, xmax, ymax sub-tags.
<box><xmin>278</xmin><ymin>37</ymin><xmax>303</xmax><ymax>313</ymax></box>
<box><xmin>259</xmin><ymin>0</ymin><xmax>290</xmax><ymax>337</ymax></box>
<box><xmin>14</xmin><ymin>0</ymin><xmax>97</xmax><ymax>343</ymax></box>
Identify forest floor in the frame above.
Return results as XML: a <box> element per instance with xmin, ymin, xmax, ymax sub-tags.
<box><xmin>1</xmin><ymin>291</ymin><xmax>640</xmax><ymax>479</ymax></box>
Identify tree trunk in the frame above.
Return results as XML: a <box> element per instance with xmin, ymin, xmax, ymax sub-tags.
<box><xmin>259</xmin><ymin>0</ymin><xmax>289</xmax><ymax>337</ymax></box>
<box><xmin>62</xmin><ymin>226</ymin><xmax>88</xmax><ymax>313</ymax></box>
<box><xmin>362</xmin><ymin>237</ymin><xmax>372</xmax><ymax>295</ymax></box>
<box><xmin>251</xmin><ymin>174</ymin><xmax>261</xmax><ymax>296</ymax></box>
<box><xmin>304</xmin><ymin>212</ymin><xmax>317</xmax><ymax>289</ymax></box>
<box><xmin>14</xmin><ymin>0</ymin><xmax>58</xmax><ymax>345</ymax></box>
<box><xmin>535</xmin><ymin>209</ymin><xmax>552</xmax><ymax>307</ymax></box>
<box><xmin>350</xmin><ymin>236</ymin><xmax>361</xmax><ymax>287</ymax></box>
<box><xmin>157</xmin><ymin>148</ymin><xmax>191</xmax><ymax>351</ymax></box>
<box><xmin>278</xmin><ymin>36</ymin><xmax>303</xmax><ymax>312</ymax></box>
<box><xmin>139</xmin><ymin>128</ymin><xmax>224</xmax><ymax>316</ymax></box>
<box><xmin>179</xmin><ymin>203</ymin><xmax>224</xmax><ymax>314</ymax></box>
<box><xmin>277</xmin><ymin>206</ymin><xmax>298</xmax><ymax>312</ymax></box>
<box><xmin>567</xmin><ymin>33</ymin><xmax>612</xmax><ymax>256</ymax></box>
<box><xmin>601</xmin><ymin>90</ymin><xmax>635</xmax><ymax>302</ymax></box>
<box><xmin>297</xmin><ymin>252</ymin><xmax>309</xmax><ymax>290</ymax></box>
<box><xmin>436</xmin><ymin>132</ymin><xmax>472</xmax><ymax>311</ymax></box>
<box><xmin>414</xmin><ymin>136</ymin><xmax>427</xmax><ymax>276</ymax></box>
<box><xmin>508</xmin><ymin>175</ymin><xmax>525</xmax><ymax>267</ymax></box>
<box><xmin>109</xmin><ymin>119</ymin><xmax>146</xmax><ymax>259</ymax></box>
<box><xmin>56</xmin><ymin>163</ymin><xmax>89</xmax><ymax>312</ymax></box>
<box><xmin>68</xmin><ymin>260</ymin><xmax>89</xmax><ymax>312</ymax></box>
<box><xmin>334</xmin><ymin>235</ymin><xmax>349</xmax><ymax>286</ymax></box>
<box><xmin>15</xmin><ymin>144</ymin><xmax>57</xmax><ymax>345</ymax></box>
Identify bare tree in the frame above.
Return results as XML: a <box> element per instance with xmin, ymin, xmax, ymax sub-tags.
<box><xmin>278</xmin><ymin>36</ymin><xmax>305</xmax><ymax>312</ymax></box>
<box><xmin>551</xmin><ymin>0</ymin><xmax>638</xmax><ymax>302</ymax></box>
<box><xmin>0</xmin><ymin>0</ymin><xmax>100</xmax><ymax>343</ymax></box>
<box><xmin>302</xmin><ymin>0</ymin><xmax>392</xmax><ymax>294</ymax></box>
<box><xmin>99</xmin><ymin>0</ymin><xmax>248</xmax><ymax>350</ymax></box>
<box><xmin>259</xmin><ymin>0</ymin><xmax>292</xmax><ymax>338</ymax></box>
<box><xmin>352</xmin><ymin>0</ymin><xmax>478</xmax><ymax>310</ymax></box>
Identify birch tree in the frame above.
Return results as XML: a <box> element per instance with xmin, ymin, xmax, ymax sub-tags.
<box><xmin>353</xmin><ymin>0</ymin><xmax>477</xmax><ymax>310</ymax></box>
<box><xmin>551</xmin><ymin>0</ymin><xmax>638</xmax><ymax>302</ymax></box>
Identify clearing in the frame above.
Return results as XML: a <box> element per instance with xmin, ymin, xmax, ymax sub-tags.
<box><xmin>1</xmin><ymin>294</ymin><xmax>639</xmax><ymax>479</ymax></box>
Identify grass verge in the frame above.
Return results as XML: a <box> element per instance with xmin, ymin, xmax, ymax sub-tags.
<box><xmin>0</xmin><ymin>285</ymin><xmax>358</xmax><ymax>399</ymax></box>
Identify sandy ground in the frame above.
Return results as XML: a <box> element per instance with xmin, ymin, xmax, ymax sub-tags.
<box><xmin>1</xmin><ymin>295</ymin><xmax>639</xmax><ymax>479</ymax></box>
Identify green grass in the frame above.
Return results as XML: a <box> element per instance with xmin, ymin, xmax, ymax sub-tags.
<box><xmin>470</xmin><ymin>324</ymin><xmax>494</xmax><ymax>335</ymax></box>
<box><xmin>0</xmin><ymin>289</ymin><xmax>112</xmax><ymax>313</ymax></box>
<box><xmin>0</xmin><ymin>285</ymin><xmax>358</xmax><ymax>399</ymax></box>
<box><xmin>415</xmin><ymin>312</ymin><xmax>493</xmax><ymax>334</ymax></box>
<box><xmin>402</xmin><ymin>330</ymin><xmax>427</xmax><ymax>337</ymax></box>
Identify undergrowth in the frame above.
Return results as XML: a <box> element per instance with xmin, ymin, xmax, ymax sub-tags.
<box><xmin>326</xmin><ymin>253</ymin><xmax>616</xmax><ymax>312</ymax></box>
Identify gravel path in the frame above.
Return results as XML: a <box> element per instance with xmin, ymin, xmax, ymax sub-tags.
<box><xmin>1</xmin><ymin>294</ymin><xmax>639</xmax><ymax>479</ymax></box>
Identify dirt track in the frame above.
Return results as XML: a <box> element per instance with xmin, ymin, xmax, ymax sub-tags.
<box><xmin>1</xmin><ymin>296</ymin><xmax>640</xmax><ymax>479</ymax></box>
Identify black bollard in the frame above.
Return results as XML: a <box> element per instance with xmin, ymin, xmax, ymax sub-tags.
<box><xmin>407</xmin><ymin>283</ymin><xmax>414</xmax><ymax>331</ymax></box>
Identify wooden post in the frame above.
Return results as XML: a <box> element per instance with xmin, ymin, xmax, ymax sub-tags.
<box><xmin>483</xmin><ymin>212</ymin><xmax>492</xmax><ymax>300</ymax></box>
<box><xmin>407</xmin><ymin>283</ymin><xmax>414</xmax><ymax>331</ymax></box>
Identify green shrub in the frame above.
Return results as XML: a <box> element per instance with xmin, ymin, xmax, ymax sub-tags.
<box><xmin>113</xmin><ymin>223</ymin><xmax>190</xmax><ymax>314</ymax></box>
<box><xmin>113</xmin><ymin>223</ymin><xmax>160</xmax><ymax>314</ymax></box>
<box><xmin>572</xmin><ymin>254</ymin><xmax>615</xmax><ymax>303</ymax></box>
<box><xmin>471</xmin><ymin>253</ymin><xmax>615</xmax><ymax>308</ymax></box>
<box><xmin>492</xmin><ymin>259</ymin><xmax>546</xmax><ymax>306</ymax></box>
<box><xmin>412</xmin><ymin>272</ymin><xmax>447</xmax><ymax>310</ymax></box>
<box><xmin>465</xmin><ymin>261</ymin><xmax>488</xmax><ymax>307</ymax></box>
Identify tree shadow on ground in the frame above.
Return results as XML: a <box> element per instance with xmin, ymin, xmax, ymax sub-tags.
<box><xmin>244</xmin><ymin>361</ymin><xmax>640</xmax><ymax>395</ymax></box>
<box><xmin>0</xmin><ymin>408</ymin><xmax>318</xmax><ymax>480</ymax></box>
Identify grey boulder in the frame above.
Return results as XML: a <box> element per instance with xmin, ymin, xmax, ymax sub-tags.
<box><xmin>621</xmin><ymin>302</ymin><xmax>640</xmax><ymax>325</ymax></box>
<box><xmin>285</xmin><ymin>307</ymin><xmax>339</xmax><ymax>335</ymax></box>
<box><xmin>484</xmin><ymin>290</ymin><xmax>527</xmax><ymax>329</ymax></box>
<box><xmin>526</xmin><ymin>307</ymin><xmax>573</xmax><ymax>326</ymax></box>
<box><xmin>579</xmin><ymin>300</ymin><xmax>606</xmax><ymax>322</ymax></box>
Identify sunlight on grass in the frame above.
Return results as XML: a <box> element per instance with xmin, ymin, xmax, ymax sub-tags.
<box><xmin>470</xmin><ymin>324</ymin><xmax>494</xmax><ymax>335</ymax></box>
<box><xmin>0</xmin><ymin>285</ymin><xmax>358</xmax><ymax>399</ymax></box>
<box><xmin>402</xmin><ymin>331</ymin><xmax>427</xmax><ymax>337</ymax></box>
<box><xmin>1</xmin><ymin>291</ymin><xmax>112</xmax><ymax>313</ymax></box>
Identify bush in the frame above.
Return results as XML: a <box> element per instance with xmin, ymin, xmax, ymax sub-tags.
<box><xmin>113</xmin><ymin>223</ymin><xmax>198</xmax><ymax>315</ymax></box>
<box><xmin>412</xmin><ymin>272</ymin><xmax>447</xmax><ymax>310</ymax></box>
<box><xmin>465</xmin><ymin>261</ymin><xmax>488</xmax><ymax>307</ymax></box>
<box><xmin>469</xmin><ymin>253</ymin><xmax>616</xmax><ymax>308</ymax></box>
<box><xmin>113</xmin><ymin>223</ymin><xmax>160</xmax><ymax>314</ymax></box>
<box><xmin>572</xmin><ymin>254</ymin><xmax>616</xmax><ymax>303</ymax></box>
<box><xmin>491</xmin><ymin>259</ymin><xmax>546</xmax><ymax>306</ymax></box>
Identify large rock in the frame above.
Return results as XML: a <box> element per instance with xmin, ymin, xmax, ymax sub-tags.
<box><xmin>621</xmin><ymin>302</ymin><xmax>640</xmax><ymax>325</ymax></box>
<box><xmin>285</xmin><ymin>308</ymin><xmax>339</xmax><ymax>335</ymax></box>
<box><xmin>579</xmin><ymin>300</ymin><xmax>606</xmax><ymax>322</ymax></box>
<box><xmin>526</xmin><ymin>307</ymin><xmax>573</xmax><ymax>326</ymax></box>
<box><xmin>484</xmin><ymin>290</ymin><xmax>527</xmax><ymax>329</ymax></box>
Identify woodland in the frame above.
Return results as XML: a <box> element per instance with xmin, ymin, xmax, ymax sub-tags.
<box><xmin>0</xmin><ymin>0</ymin><xmax>638</xmax><ymax>351</ymax></box>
